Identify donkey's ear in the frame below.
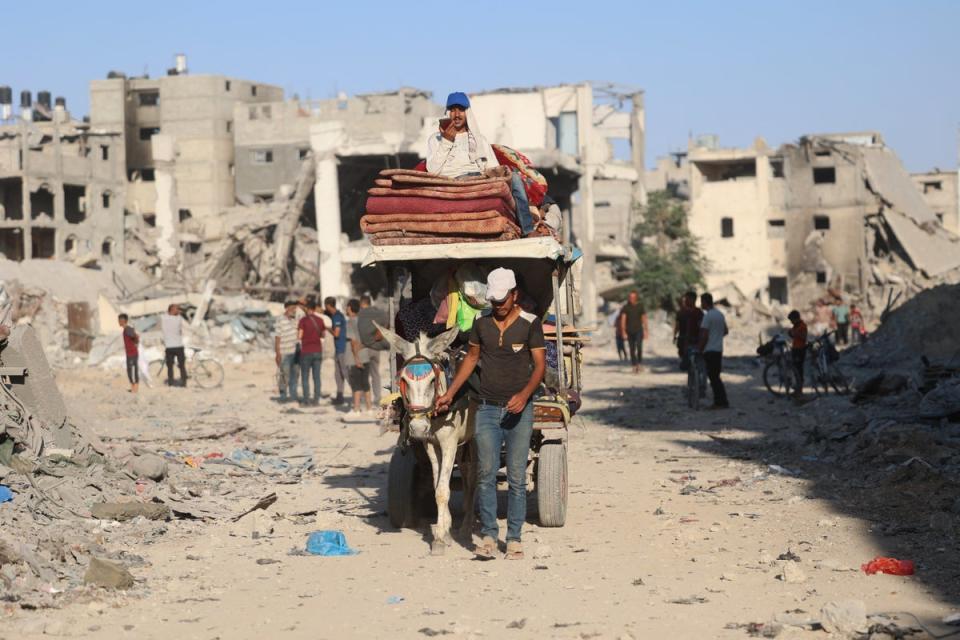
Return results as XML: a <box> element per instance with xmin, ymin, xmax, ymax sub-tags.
<box><xmin>374</xmin><ymin>322</ymin><xmax>415</xmax><ymax>359</ymax></box>
<box><xmin>425</xmin><ymin>325</ymin><xmax>459</xmax><ymax>359</ymax></box>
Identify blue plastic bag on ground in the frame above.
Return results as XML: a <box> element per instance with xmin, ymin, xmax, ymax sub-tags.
<box><xmin>305</xmin><ymin>530</ymin><xmax>357</xmax><ymax>556</ymax></box>
<box><xmin>0</xmin><ymin>485</ymin><xmax>13</xmax><ymax>503</ymax></box>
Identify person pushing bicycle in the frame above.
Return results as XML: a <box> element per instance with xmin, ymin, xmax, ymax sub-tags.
<box><xmin>787</xmin><ymin>310</ymin><xmax>808</xmax><ymax>398</ymax></box>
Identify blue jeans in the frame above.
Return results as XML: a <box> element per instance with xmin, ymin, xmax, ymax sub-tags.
<box><xmin>300</xmin><ymin>352</ymin><xmax>321</xmax><ymax>401</ymax></box>
<box><xmin>509</xmin><ymin>173</ymin><xmax>535</xmax><ymax>235</ymax></box>
<box><xmin>280</xmin><ymin>353</ymin><xmax>299</xmax><ymax>400</ymax></box>
<box><xmin>475</xmin><ymin>401</ymin><xmax>534</xmax><ymax>542</ymax></box>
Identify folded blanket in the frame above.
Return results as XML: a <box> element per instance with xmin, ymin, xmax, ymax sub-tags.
<box><xmin>361</xmin><ymin>213</ymin><xmax>520</xmax><ymax>236</ymax></box>
<box><xmin>362</xmin><ymin>211</ymin><xmax>503</xmax><ymax>223</ymax></box>
<box><xmin>371</xmin><ymin>232</ymin><xmax>520</xmax><ymax>246</ymax></box>
<box><xmin>389</xmin><ymin>173</ymin><xmax>510</xmax><ymax>189</ymax></box>
<box><xmin>365</xmin><ymin>195</ymin><xmax>514</xmax><ymax>218</ymax></box>
<box><xmin>367</xmin><ymin>181</ymin><xmax>513</xmax><ymax>201</ymax></box>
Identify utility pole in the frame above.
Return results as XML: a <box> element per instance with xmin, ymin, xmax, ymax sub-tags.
<box><xmin>576</xmin><ymin>83</ymin><xmax>598</xmax><ymax>328</ymax></box>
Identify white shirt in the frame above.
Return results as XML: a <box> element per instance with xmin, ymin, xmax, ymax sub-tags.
<box><xmin>426</xmin><ymin>131</ymin><xmax>497</xmax><ymax>178</ymax></box>
<box><xmin>700</xmin><ymin>308</ymin><xmax>727</xmax><ymax>353</ymax></box>
<box><xmin>160</xmin><ymin>313</ymin><xmax>185</xmax><ymax>349</ymax></box>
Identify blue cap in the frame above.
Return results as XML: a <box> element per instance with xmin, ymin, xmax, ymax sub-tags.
<box><xmin>445</xmin><ymin>92</ymin><xmax>470</xmax><ymax>110</ymax></box>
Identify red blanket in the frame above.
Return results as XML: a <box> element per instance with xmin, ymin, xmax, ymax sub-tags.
<box><xmin>367</xmin><ymin>181</ymin><xmax>513</xmax><ymax>201</ymax></box>
<box><xmin>361</xmin><ymin>212</ymin><xmax>519</xmax><ymax>236</ymax></box>
<box><xmin>363</xmin><ymin>211</ymin><xmax>503</xmax><ymax>223</ymax></box>
<box><xmin>371</xmin><ymin>232</ymin><xmax>520</xmax><ymax>246</ymax></box>
<box><xmin>365</xmin><ymin>195</ymin><xmax>514</xmax><ymax>218</ymax></box>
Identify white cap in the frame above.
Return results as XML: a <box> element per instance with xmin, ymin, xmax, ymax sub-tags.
<box><xmin>485</xmin><ymin>267</ymin><xmax>516</xmax><ymax>302</ymax></box>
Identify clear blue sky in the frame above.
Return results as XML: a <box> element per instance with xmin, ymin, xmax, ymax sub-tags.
<box><xmin>4</xmin><ymin>0</ymin><xmax>957</xmax><ymax>171</ymax></box>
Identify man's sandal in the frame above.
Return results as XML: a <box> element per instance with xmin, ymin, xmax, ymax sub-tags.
<box><xmin>475</xmin><ymin>536</ymin><xmax>496</xmax><ymax>560</ymax></box>
<box><xmin>505</xmin><ymin>540</ymin><xmax>524</xmax><ymax>560</ymax></box>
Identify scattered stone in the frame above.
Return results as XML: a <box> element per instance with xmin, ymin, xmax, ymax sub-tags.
<box><xmin>820</xmin><ymin>600</ymin><xmax>867</xmax><ymax>636</ymax></box>
<box><xmin>90</xmin><ymin>502</ymin><xmax>171</xmax><ymax>522</ymax></box>
<box><xmin>532</xmin><ymin>545</ymin><xmax>552</xmax><ymax>560</ymax></box>
<box><xmin>778</xmin><ymin>562</ymin><xmax>806</xmax><ymax>584</ymax></box>
<box><xmin>632</xmin><ymin>578</ymin><xmax>644</xmax><ymax>586</ymax></box>
<box><xmin>777</xmin><ymin>550</ymin><xmax>801</xmax><ymax>562</ymax></box>
<box><xmin>83</xmin><ymin>557</ymin><xmax>134</xmax><ymax>590</ymax></box>
<box><xmin>507</xmin><ymin>618</ymin><xmax>527</xmax><ymax>629</ymax></box>
<box><xmin>128</xmin><ymin>454</ymin><xmax>168</xmax><ymax>481</ymax></box>
<box><xmin>930</xmin><ymin>511</ymin><xmax>954</xmax><ymax>533</ymax></box>
<box><xmin>720</xmin><ymin>573</ymin><xmax>737</xmax><ymax>582</ymax></box>
<box><xmin>256</xmin><ymin>558</ymin><xmax>280</xmax><ymax>565</ymax></box>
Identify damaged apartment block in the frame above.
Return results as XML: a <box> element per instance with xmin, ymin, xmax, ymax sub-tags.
<box><xmin>683</xmin><ymin>131</ymin><xmax>960</xmax><ymax>313</ymax></box>
<box><xmin>0</xmin><ymin>87</ymin><xmax>124</xmax><ymax>262</ymax></box>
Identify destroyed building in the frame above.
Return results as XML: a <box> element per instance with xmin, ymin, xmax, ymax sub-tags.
<box><xmin>219</xmin><ymin>83</ymin><xmax>647</xmax><ymax>323</ymax></box>
<box><xmin>685</xmin><ymin>131</ymin><xmax>960</xmax><ymax>310</ymax></box>
<box><xmin>0</xmin><ymin>88</ymin><xmax>125</xmax><ymax>262</ymax></box>
<box><xmin>911</xmin><ymin>168</ymin><xmax>959</xmax><ymax>234</ymax></box>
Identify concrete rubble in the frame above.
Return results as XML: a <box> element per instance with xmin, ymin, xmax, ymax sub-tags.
<box><xmin>0</xmin><ymin>321</ymin><xmax>323</xmax><ymax>610</ymax></box>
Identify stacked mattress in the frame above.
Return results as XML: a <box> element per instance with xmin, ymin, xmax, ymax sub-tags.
<box><xmin>361</xmin><ymin>169</ymin><xmax>521</xmax><ymax>246</ymax></box>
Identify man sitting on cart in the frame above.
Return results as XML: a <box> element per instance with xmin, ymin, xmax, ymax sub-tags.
<box><xmin>435</xmin><ymin>267</ymin><xmax>546</xmax><ymax>560</ymax></box>
<box><xmin>426</xmin><ymin>92</ymin><xmax>534</xmax><ymax>235</ymax></box>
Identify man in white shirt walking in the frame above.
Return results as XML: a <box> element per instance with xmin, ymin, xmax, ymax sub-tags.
<box><xmin>698</xmin><ymin>293</ymin><xmax>729</xmax><ymax>409</ymax></box>
<box><xmin>161</xmin><ymin>304</ymin><xmax>188</xmax><ymax>387</ymax></box>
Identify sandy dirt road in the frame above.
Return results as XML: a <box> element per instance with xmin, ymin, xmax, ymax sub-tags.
<box><xmin>5</xmin><ymin>332</ymin><xmax>958</xmax><ymax>639</ymax></box>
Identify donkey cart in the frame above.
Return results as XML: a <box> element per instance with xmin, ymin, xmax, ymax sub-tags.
<box><xmin>364</xmin><ymin>237</ymin><xmax>583</xmax><ymax>541</ymax></box>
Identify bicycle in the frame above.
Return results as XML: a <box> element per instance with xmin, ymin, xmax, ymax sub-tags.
<box><xmin>760</xmin><ymin>334</ymin><xmax>797</xmax><ymax>398</ymax></box>
<box><xmin>807</xmin><ymin>331</ymin><xmax>851</xmax><ymax>396</ymax></box>
<box><xmin>686</xmin><ymin>346</ymin><xmax>707</xmax><ymax>409</ymax></box>
<box><xmin>149</xmin><ymin>348</ymin><xmax>225</xmax><ymax>389</ymax></box>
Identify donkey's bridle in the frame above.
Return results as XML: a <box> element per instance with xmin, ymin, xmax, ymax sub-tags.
<box><xmin>396</xmin><ymin>347</ymin><xmax>447</xmax><ymax>418</ymax></box>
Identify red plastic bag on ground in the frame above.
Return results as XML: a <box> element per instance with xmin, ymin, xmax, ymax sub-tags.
<box><xmin>861</xmin><ymin>557</ymin><xmax>915</xmax><ymax>575</ymax></box>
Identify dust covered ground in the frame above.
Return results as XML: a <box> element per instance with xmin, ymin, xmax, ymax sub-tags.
<box><xmin>3</xmin><ymin>327</ymin><xmax>959</xmax><ymax>640</ymax></box>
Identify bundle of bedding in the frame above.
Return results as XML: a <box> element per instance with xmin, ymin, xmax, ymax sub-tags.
<box><xmin>362</xmin><ymin>169</ymin><xmax>521</xmax><ymax>246</ymax></box>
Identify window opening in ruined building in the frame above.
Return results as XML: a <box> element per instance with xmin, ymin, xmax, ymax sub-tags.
<box><xmin>935</xmin><ymin>212</ymin><xmax>944</xmax><ymax>223</ymax></box>
<box><xmin>770</xmin><ymin>158</ymin><xmax>785</xmax><ymax>178</ymax></box>
<box><xmin>30</xmin><ymin>186</ymin><xmax>54</xmax><ymax>220</ymax></box>
<box><xmin>225</xmin><ymin>80</ymin><xmax>232</xmax><ymax>92</ymax></box>
<box><xmin>594</xmin><ymin>201</ymin><xmax>611</xmax><ymax>208</ymax></box>
<box><xmin>814</xmin><ymin>150</ymin><xmax>831</xmax><ymax>158</ymax></box>
<box><xmin>768</xmin><ymin>277</ymin><xmax>788</xmax><ymax>304</ymax></box>
<box><xmin>138</xmin><ymin>91</ymin><xmax>159</xmax><ymax>107</ymax></box>
<box><xmin>102</xmin><ymin>191</ymin><xmax>112</xmax><ymax>208</ymax></box>
<box><xmin>31</xmin><ymin>227</ymin><xmax>55</xmax><ymax>258</ymax></box>
<box><xmin>697</xmin><ymin>160</ymin><xmax>757</xmax><ymax>182</ymax></box>
<box><xmin>226</xmin><ymin>120</ymin><xmax>232</xmax><ymax>133</ymax></box>
<box><xmin>813</xmin><ymin>167</ymin><xmax>836</xmax><ymax>184</ymax></box>
<box><xmin>721</xmin><ymin>217</ymin><xmax>734</xmax><ymax>238</ymax></box>
<box><xmin>0</xmin><ymin>178</ymin><xmax>24</xmax><ymax>220</ymax></box>
<box><xmin>101</xmin><ymin>238</ymin><xmax>114</xmax><ymax>258</ymax></box>
<box><xmin>143</xmin><ymin>214</ymin><xmax>156</xmax><ymax>227</ymax></box>
<box><xmin>139</xmin><ymin>127</ymin><xmax>160</xmax><ymax>141</ymax></box>
<box><xmin>65</xmin><ymin>235</ymin><xmax>79</xmax><ymax>255</ymax></box>
<box><xmin>555</xmin><ymin>112</ymin><xmax>579</xmax><ymax>156</ymax></box>
<box><xmin>100</xmin><ymin>145</ymin><xmax>109</xmax><ymax>161</ymax></box>
<box><xmin>814</xmin><ymin>215</ymin><xmax>830</xmax><ymax>230</ymax></box>
<box><xmin>65</xmin><ymin>185</ymin><xmax>86</xmax><ymax>224</ymax></box>
<box><xmin>767</xmin><ymin>219</ymin><xmax>785</xmax><ymax>239</ymax></box>
<box><xmin>252</xmin><ymin>149</ymin><xmax>273</xmax><ymax>164</ymax></box>
<box><xmin>923</xmin><ymin>181</ymin><xmax>943</xmax><ymax>193</ymax></box>
<box><xmin>251</xmin><ymin>85</ymin><xmax>258</xmax><ymax>97</ymax></box>
<box><xmin>0</xmin><ymin>229</ymin><xmax>24</xmax><ymax>261</ymax></box>
<box><xmin>229</xmin><ymin>163</ymin><xmax>235</xmax><ymax>176</ymax></box>
<box><xmin>816</xmin><ymin>271</ymin><xmax>827</xmax><ymax>284</ymax></box>
<box><xmin>178</xmin><ymin>208</ymin><xmax>192</xmax><ymax>222</ymax></box>
<box><xmin>184</xmin><ymin>241</ymin><xmax>202</xmax><ymax>254</ymax></box>
<box><xmin>248</xmin><ymin>106</ymin><xmax>258</xmax><ymax>120</ymax></box>
<box><xmin>253</xmin><ymin>192</ymin><xmax>274</xmax><ymax>204</ymax></box>
<box><xmin>261</xmin><ymin>105</ymin><xmax>271</xmax><ymax>119</ymax></box>
<box><xmin>298</xmin><ymin>148</ymin><xmax>310</xmax><ymax>160</ymax></box>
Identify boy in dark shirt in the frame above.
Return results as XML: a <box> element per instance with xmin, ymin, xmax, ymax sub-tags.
<box><xmin>119</xmin><ymin>314</ymin><xmax>139</xmax><ymax>393</ymax></box>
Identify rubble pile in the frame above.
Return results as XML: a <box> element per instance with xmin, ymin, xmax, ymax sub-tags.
<box><xmin>844</xmin><ymin>282</ymin><xmax>960</xmax><ymax>371</ymax></box>
<box><xmin>0</xmin><ymin>327</ymin><xmax>320</xmax><ymax>609</ymax></box>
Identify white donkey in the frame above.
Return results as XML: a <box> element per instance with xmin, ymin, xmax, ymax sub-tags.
<box><xmin>375</xmin><ymin>323</ymin><xmax>477</xmax><ymax>555</ymax></box>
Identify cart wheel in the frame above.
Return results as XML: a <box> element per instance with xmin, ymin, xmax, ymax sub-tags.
<box><xmin>537</xmin><ymin>441</ymin><xmax>568</xmax><ymax>527</ymax></box>
<box><xmin>387</xmin><ymin>447</ymin><xmax>419</xmax><ymax>529</ymax></box>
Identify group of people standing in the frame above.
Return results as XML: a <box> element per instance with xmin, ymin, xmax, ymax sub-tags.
<box><xmin>612</xmin><ymin>289</ymin><xmax>730</xmax><ymax>410</ymax></box>
<box><xmin>272</xmin><ymin>295</ymin><xmax>387</xmax><ymax>414</ymax></box>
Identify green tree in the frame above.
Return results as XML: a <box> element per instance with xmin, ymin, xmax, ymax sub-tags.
<box><xmin>631</xmin><ymin>190</ymin><xmax>707</xmax><ymax>311</ymax></box>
